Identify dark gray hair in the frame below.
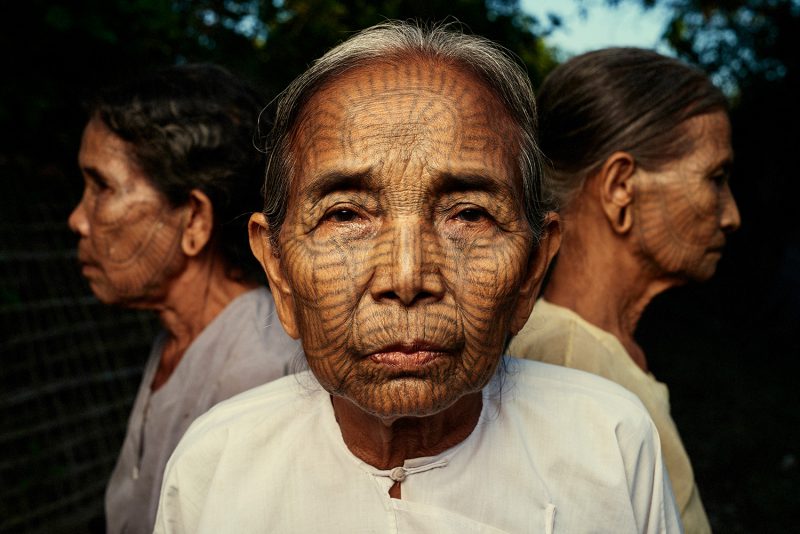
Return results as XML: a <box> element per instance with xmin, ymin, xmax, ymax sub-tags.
<box><xmin>261</xmin><ymin>20</ymin><xmax>551</xmax><ymax>248</ymax></box>
<box><xmin>90</xmin><ymin>63</ymin><xmax>266</xmax><ymax>282</ymax></box>
<box><xmin>537</xmin><ymin>47</ymin><xmax>728</xmax><ymax>207</ymax></box>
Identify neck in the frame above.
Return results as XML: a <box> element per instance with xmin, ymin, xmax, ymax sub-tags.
<box><xmin>331</xmin><ymin>392</ymin><xmax>483</xmax><ymax>470</ymax></box>
<box><xmin>151</xmin><ymin>255</ymin><xmax>256</xmax><ymax>390</ymax></box>
<box><xmin>544</xmin><ymin>213</ymin><xmax>677</xmax><ymax>371</ymax></box>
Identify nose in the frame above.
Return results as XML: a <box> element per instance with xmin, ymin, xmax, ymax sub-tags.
<box><xmin>720</xmin><ymin>183</ymin><xmax>741</xmax><ymax>233</ymax></box>
<box><xmin>68</xmin><ymin>194</ymin><xmax>90</xmax><ymax>237</ymax></box>
<box><xmin>370</xmin><ymin>216</ymin><xmax>445</xmax><ymax>306</ymax></box>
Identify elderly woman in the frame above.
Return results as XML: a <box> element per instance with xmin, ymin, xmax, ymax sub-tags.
<box><xmin>68</xmin><ymin>64</ymin><xmax>298</xmax><ymax>534</ymax></box>
<box><xmin>155</xmin><ymin>24</ymin><xmax>681</xmax><ymax>533</ymax></box>
<box><xmin>508</xmin><ymin>48</ymin><xmax>741</xmax><ymax>533</ymax></box>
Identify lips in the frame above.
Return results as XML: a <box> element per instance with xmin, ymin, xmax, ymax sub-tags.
<box><xmin>367</xmin><ymin>341</ymin><xmax>454</xmax><ymax>369</ymax></box>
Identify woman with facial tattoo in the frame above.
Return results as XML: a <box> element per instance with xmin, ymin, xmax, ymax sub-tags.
<box><xmin>154</xmin><ymin>23</ymin><xmax>681</xmax><ymax>533</ymax></box>
<box><xmin>508</xmin><ymin>48</ymin><xmax>741</xmax><ymax>534</ymax></box>
<box><xmin>68</xmin><ymin>64</ymin><xmax>299</xmax><ymax>534</ymax></box>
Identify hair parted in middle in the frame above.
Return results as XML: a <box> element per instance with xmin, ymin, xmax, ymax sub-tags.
<box><xmin>260</xmin><ymin>20</ymin><xmax>553</xmax><ymax>250</ymax></box>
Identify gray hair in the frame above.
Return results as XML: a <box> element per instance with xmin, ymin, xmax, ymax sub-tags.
<box><xmin>261</xmin><ymin>20</ymin><xmax>552</xmax><ymax>249</ymax></box>
<box><xmin>537</xmin><ymin>47</ymin><xmax>728</xmax><ymax>208</ymax></box>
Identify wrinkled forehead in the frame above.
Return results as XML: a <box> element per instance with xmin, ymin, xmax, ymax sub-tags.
<box><xmin>287</xmin><ymin>58</ymin><xmax>521</xmax><ymax>187</ymax></box>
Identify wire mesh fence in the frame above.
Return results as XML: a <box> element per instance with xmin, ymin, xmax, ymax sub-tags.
<box><xmin>1</xmin><ymin>202</ymin><xmax>157</xmax><ymax>533</ymax></box>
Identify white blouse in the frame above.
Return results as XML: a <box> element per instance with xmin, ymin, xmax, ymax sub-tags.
<box><xmin>155</xmin><ymin>358</ymin><xmax>682</xmax><ymax>533</ymax></box>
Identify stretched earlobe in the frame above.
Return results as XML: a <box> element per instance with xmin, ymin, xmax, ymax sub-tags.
<box><xmin>510</xmin><ymin>212</ymin><xmax>562</xmax><ymax>334</ymax></box>
<box><xmin>181</xmin><ymin>189</ymin><xmax>214</xmax><ymax>256</ymax></box>
<box><xmin>248</xmin><ymin>213</ymin><xmax>300</xmax><ymax>339</ymax></box>
<box><xmin>598</xmin><ymin>152</ymin><xmax>636</xmax><ymax>235</ymax></box>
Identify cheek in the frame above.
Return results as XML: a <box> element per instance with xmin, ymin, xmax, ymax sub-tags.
<box><xmin>449</xmin><ymin>233</ymin><xmax>529</xmax><ymax>346</ymax></box>
<box><xmin>88</xmin><ymin>196</ymin><xmax>176</xmax><ymax>262</ymax></box>
<box><xmin>671</xmin><ymin>175</ymin><xmax>721</xmax><ymax>240</ymax></box>
<box><xmin>281</xmin><ymin>232</ymin><xmax>372</xmax><ymax>354</ymax></box>
<box><xmin>85</xmin><ymin>195</ymin><xmax>185</xmax><ymax>296</ymax></box>
<box><xmin>635</xmin><ymin>176</ymin><xmax>723</xmax><ymax>274</ymax></box>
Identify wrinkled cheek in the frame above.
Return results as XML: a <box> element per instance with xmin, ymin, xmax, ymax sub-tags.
<box><xmin>284</xmin><ymin>236</ymin><xmax>371</xmax><ymax>354</ymax></box>
<box><xmin>452</xmin><ymin>240</ymin><xmax>523</xmax><ymax>350</ymax></box>
<box><xmin>89</xmin><ymin>208</ymin><xmax>184</xmax><ymax>300</ymax></box>
<box><xmin>91</xmin><ymin>202</ymin><xmax>176</xmax><ymax>263</ymax></box>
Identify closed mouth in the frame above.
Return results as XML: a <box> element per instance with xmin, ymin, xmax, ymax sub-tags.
<box><xmin>366</xmin><ymin>341</ymin><xmax>454</xmax><ymax>369</ymax></box>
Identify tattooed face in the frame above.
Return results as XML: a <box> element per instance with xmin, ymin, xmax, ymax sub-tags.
<box><xmin>68</xmin><ymin>118</ymin><xmax>186</xmax><ymax>306</ymax></box>
<box><xmin>634</xmin><ymin>111</ymin><xmax>740</xmax><ymax>281</ymax></box>
<box><xmin>276</xmin><ymin>60</ymin><xmax>535</xmax><ymax>418</ymax></box>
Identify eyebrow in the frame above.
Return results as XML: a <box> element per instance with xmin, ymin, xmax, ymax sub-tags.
<box><xmin>304</xmin><ymin>169</ymin><xmax>376</xmax><ymax>201</ymax></box>
<box><xmin>303</xmin><ymin>168</ymin><xmax>515</xmax><ymax>202</ymax></box>
<box><xmin>434</xmin><ymin>171</ymin><xmax>513</xmax><ymax>198</ymax></box>
<box><xmin>81</xmin><ymin>165</ymin><xmax>109</xmax><ymax>186</ymax></box>
<box><xmin>709</xmin><ymin>157</ymin><xmax>734</xmax><ymax>177</ymax></box>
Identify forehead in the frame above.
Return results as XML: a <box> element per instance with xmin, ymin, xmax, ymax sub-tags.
<box><xmin>289</xmin><ymin>59</ymin><xmax>519</xmax><ymax>192</ymax></box>
<box><xmin>79</xmin><ymin>118</ymin><xmax>129</xmax><ymax>162</ymax></box>
<box><xmin>78</xmin><ymin>117</ymin><xmax>145</xmax><ymax>181</ymax></box>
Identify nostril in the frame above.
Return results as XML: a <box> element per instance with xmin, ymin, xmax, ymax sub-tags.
<box><xmin>376</xmin><ymin>288</ymin><xmax>439</xmax><ymax>306</ymax></box>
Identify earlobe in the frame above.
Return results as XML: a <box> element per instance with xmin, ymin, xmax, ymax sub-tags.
<box><xmin>598</xmin><ymin>152</ymin><xmax>636</xmax><ymax>235</ymax></box>
<box><xmin>510</xmin><ymin>212</ymin><xmax>562</xmax><ymax>334</ymax></box>
<box><xmin>181</xmin><ymin>189</ymin><xmax>214</xmax><ymax>256</ymax></box>
<box><xmin>248</xmin><ymin>213</ymin><xmax>300</xmax><ymax>339</ymax></box>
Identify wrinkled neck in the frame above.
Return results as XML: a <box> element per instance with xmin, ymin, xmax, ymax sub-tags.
<box><xmin>331</xmin><ymin>391</ymin><xmax>483</xmax><ymax>470</ymax></box>
<box><xmin>151</xmin><ymin>254</ymin><xmax>256</xmax><ymax>390</ymax></box>
<box><xmin>544</xmin><ymin>208</ymin><xmax>676</xmax><ymax>371</ymax></box>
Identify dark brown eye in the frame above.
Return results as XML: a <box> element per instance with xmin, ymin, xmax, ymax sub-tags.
<box><xmin>327</xmin><ymin>209</ymin><xmax>358</xmax><ymax>222</ymax></box>
<box><xmin>456</xmin><ymin>208</ymin><xmax>487</xmax><ymax>223</ymax></box>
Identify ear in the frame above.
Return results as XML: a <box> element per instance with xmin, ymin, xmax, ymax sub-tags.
<box><xmin>248</xmin><ymin>212</ymin><xmax>299</xmax><ymax>339</ymax></box>
<box><xmin>181</xmin><ymin>189</ymin><xmax>214</xmax><ymax>256</ymax></box>
<box><xmin>597</xmin><ymin>151</ymin><xmax>636</xmax><ymax>234</ymax></box>
<box><xmin>510</xmin><ymin>212</ymin><xmax>562</xmax><ymax>334</ymax></box>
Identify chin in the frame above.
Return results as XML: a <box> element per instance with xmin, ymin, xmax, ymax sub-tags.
<box><xmin>345</xmin><ymin>378</ymin><xmax>464</xmax><ymax>419</ymax></box>
<box><xmin>688</xmin><ymin>258</ymin><xmax>720</xmax><ymax>282</ymax></box>
<box><xmin>87</xmin><ymin>281</ymin><xmax>119</xmax><ymax>305</ymax></box>
<box><xmin>87</xmin><ymin>281</ymin><xmax>150</xmax><ymax>309</ymax></box>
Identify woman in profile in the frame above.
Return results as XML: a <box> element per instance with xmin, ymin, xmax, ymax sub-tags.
<box><xmin>509</xmin><ymin>48</ymin><xmax>740</xmax><ymax>533</ymax></box>
<box><xmin>68</xmin><ymin>64</ymin><xmax>298</xmax><ymax>534</ymax></box>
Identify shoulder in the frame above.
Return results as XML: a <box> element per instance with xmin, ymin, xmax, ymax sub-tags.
<box><xmin>508</xmin><ymin>300</ymin><xmax>629</xmax><ymax>375</ymax></box>
<box><xmin>208</xmin><ymin>288</ymin><xmax>302</xmax><ymax>399</ymax></box>
<box><xmin>499</xmin><ymin>359</ymin><xmax>666</xmax><ymax>498</ymax></box>
<box><xmin>218</xmin><ymin>287</ymin><xmax>291</xmax><ymax>349</ymax></box>
<box><xmin>503</xmin><ymin>358</ymin><xmax>652</xmax><ymax>431</ymax></box>
<box><xmin>170</xmin><ymin>371</ymin><xmax>320</xmax><ymax>460</ymax></box>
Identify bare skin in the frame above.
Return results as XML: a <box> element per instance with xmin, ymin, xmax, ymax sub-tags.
<box><xmin>250</xmin><ymin>59</ymin><xmax>559</xmax><ymax>493</ymax></box>
<box><xmin>69</xmin><ymin>118</ymin><xmax>254</xmax><ymax>390</ymax></box>
<box><xmin>545</xmin><ymin>112</ymin><xmax>740</xmax><ymax>370</ymax></box>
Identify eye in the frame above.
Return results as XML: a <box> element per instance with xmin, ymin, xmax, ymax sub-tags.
<box><xmin>325</xmin><ymin>208</ymin><xmax>359</xmax><ymax>223</ymax></box>
<box><xmin>710</xmin><ymin>171</ymin><xmax>729</xmax><ymax>186</ymax></box>
<box><xmin>84</xmin><ymin>173</ymin><xmax>110</xmax><ymax>194</ymax></box>
<box><xmin>455</xmin><ymin>208</ymin><xmax>489</xmax><ymax>223</ymax></box>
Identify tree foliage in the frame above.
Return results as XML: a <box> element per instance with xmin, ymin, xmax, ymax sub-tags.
<box><xmin>1</xmin><ymin>0</ymin><xmax>558</xmax><ymax>213</ymax></box>
<box><xmin>654</xmin><ymin>0</ymin><xmax>800</xmax><ymax>94</ymax></box>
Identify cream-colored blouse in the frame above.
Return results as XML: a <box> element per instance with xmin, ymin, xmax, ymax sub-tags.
<box><xmin>509</xmin><ymin>298</ymin><xmax>711</xmax><ymax>534</ymax></box>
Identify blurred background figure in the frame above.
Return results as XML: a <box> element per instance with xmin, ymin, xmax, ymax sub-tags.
<box><xmin>508</xmin><ymin>48</ymin><xmax>739</xmax><ymax>534</ymax></box>
<box><xmin>67</xmin><ymin>64</ymin><xmax>299</xmax><ymax>534</ymax></box>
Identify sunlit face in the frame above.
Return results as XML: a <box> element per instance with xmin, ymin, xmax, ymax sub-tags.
<box><xmin>634</xmin><ymin>111</ymin><xmax>741</xmax><ymax>281</ymax></box>
<box><xmin>275</xmin><ymin>61</ymin><xmax>535</xmax><ymax>418</ymax></box>
<box><xmin>68</xmin><ymin>118</ymin><xmax>186</xmax><ymax>306</ymax></box>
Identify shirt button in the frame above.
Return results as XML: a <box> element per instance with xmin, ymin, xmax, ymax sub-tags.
<box><xmin>390</xmin><ymin>467</ymin><xmax>407</xmax><ymax>482</ymax></box>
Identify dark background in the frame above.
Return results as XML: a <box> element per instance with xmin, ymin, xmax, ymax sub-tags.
<box><xmin>1</xmin><ymin>1</ymin><xmax>797</xmax><ymax>532</ymax></box>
